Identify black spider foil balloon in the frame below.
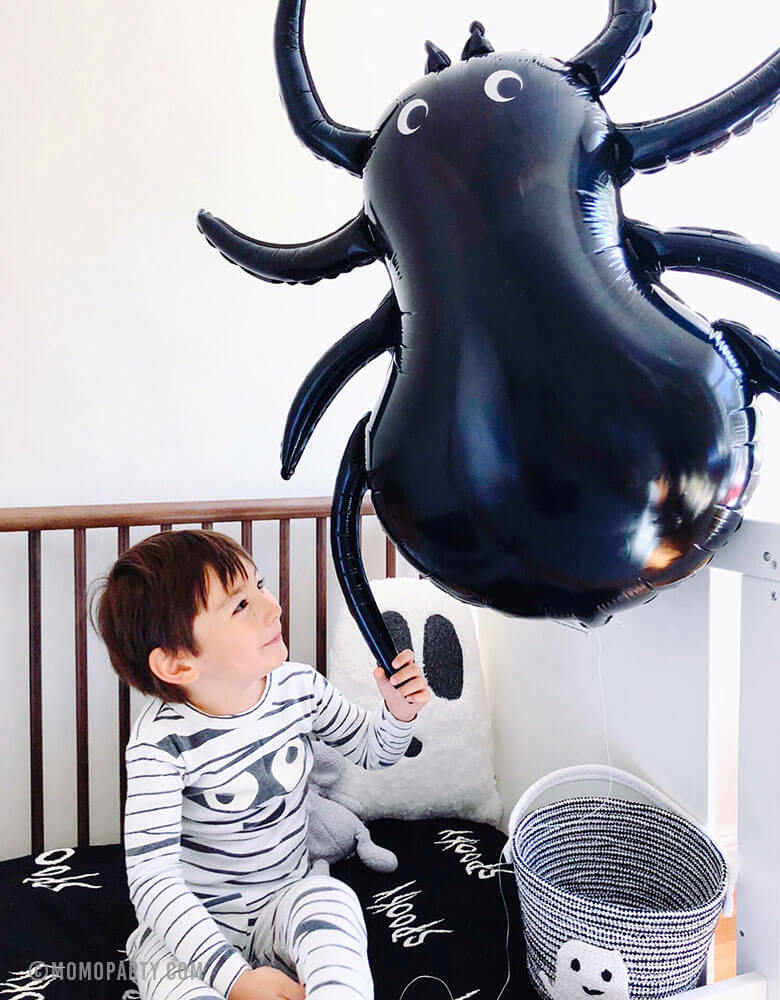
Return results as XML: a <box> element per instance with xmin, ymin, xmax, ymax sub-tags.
<box><xmin>198</xmin><ymin>0</ymin><xmax>780</xmax><ymax>674</ymax></box>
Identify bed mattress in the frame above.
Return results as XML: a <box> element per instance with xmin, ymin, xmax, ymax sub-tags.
<box><xmin>0</xmin><ymin>818</ymin><xmax>532</xmax><ymax>999</ymax></box>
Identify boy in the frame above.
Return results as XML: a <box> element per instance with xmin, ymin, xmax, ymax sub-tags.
<box><xmin>92</xmin><ymin>528</ymin><xmax>431</xmax><ymax>1000</ymax></box>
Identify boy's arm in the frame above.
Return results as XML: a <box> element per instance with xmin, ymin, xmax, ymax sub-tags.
<box><xmin>310</xmin><ymin>667</ymin><xmax>416</xmax><ymax>769</ymax></box>
<box><xmin>124</xmin><ymin>743</ymin><xmax>251</xmax><ymax>998</ymax></box>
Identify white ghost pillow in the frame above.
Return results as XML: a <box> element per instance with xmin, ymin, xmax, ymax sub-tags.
<box><xmin>325</xmin><ymin>577</ymin><xmax>502</xmax><ymax>824</ymax></box>
<box><xmin>540</xmin><ymin>941</ymin><xmax>630</xmax><ymax>1000</ymax></box>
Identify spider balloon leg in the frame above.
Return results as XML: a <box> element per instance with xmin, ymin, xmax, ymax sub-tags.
<box><xmin>568</xmin><ymin>0</ymin><xmax>656</xmax><ymax>95</ymax></box>
<box><xmin>196</xmin><ymin>209</ymin><xmax>379</xmax><ymax>284</ymax></box>
<box><xmin>275</xmin><ymin>0</ymin><xmax>373</xmax><ymax>175</ymax></box>
<box><xmin>332</xmin><ymin>414</ymin><xmax>399</xmax><ymax>678</ymax></box>
<box><xmin>620</xmin><ymin>223</ymin><xmax>768</xmax><ymax>548</ymax></box>
<box><xmin>616</xmin><ymin>48</ymin><xmax>780</xmax><ymax>181</ymax></box>
<box><xmin>282</xmin><ymin>292</ymin><xmax>401</xmax><ymax>478</ymax></box>
<box><xmin>626</xmin><ymin>221</ymin><xmax>780</xmax><ymax>301</ymax></box>
<box><xmin>625</xmin><ymin>221</ymin><xmax>780</xmax><ymax>400</ymax></box>
<box><xmin>714</xmin><ymin>320</ymin><xmax>780</xmax><ymax>405</ymax></box>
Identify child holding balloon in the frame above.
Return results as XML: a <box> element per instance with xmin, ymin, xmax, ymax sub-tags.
<box><xmin>91</xmin><ymin>528</ymin><xmax>431</xmax><ymax>999</ymax></box>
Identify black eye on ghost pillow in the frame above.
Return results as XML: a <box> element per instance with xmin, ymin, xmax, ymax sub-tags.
<box><xmin>423</xmin><ymin>614</ymin><xmax>464</xmax><ymax>700</ymax></box>
<box><xmin>382</xmin><ymin>609</ymin><xmax>465</xmax><ymax>700</ymax></box>
<box><xmin>382</xmin><ymin>610</ymin><xmax>423</xmax><ymax>759</ymax></box>
<box><xmin>382</xmin><ymin>610</ymin><xmax>413</xmax><ymax>654</ymax></box>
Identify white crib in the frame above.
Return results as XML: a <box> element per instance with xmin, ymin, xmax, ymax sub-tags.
<box><xmin>698</xmin><ymin>518</ymin><xmax>780</xmax><ymax>1000</ymax></box>
<box><xmin>483</xmin><ymin>516</ymin><xmax>780</xmax><ymax>1000</ymax></box>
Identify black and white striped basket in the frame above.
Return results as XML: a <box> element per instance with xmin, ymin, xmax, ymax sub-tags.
<box><xmin>502</xmin><ymin>766</ymin><xmax>734</xmax><ymax>1000</ymax></box>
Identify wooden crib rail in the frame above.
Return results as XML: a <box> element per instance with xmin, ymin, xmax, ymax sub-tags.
<box><xmin>0</xmin><ymin>497</ymin><xmax>366</xmax><ymax>532</ymax></box>
<box><xmin>0</xmin><ymin>497</ymin><xmax>396</xmax><ymax>857</ymax></box>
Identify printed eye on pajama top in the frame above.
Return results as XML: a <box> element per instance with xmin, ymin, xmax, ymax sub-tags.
<box><xmin>122</xmin><ymin>661</ymin><xmax>416</xmax><ymax>999</ymax></box>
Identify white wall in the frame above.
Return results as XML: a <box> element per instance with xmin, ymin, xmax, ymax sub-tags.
<box><xmin>480</xmin><ymin>566</ymin><xmax>744</xmax><ymax>841</ymax></box>
<box><xmin>1</xmin><ymin>0</ymin><xmax>778</xmax><ymax>507</ymax></box>
<box><xmin>0</xmin><ymin>0</ymin><xmax>778</xmax><ymax>857</ymax></box>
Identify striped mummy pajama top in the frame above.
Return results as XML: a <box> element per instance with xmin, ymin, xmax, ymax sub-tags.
<box><xmin>123</xmin><ymin>660</ymin><xmax>416</xmax><ymax>997</ymax></box>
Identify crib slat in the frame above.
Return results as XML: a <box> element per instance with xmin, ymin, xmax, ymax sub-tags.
<box><xmin>28</xmin><ymin>531</ymin><xmax>44</xmax><ymax>857</ymax></box>
<box><xmin>316</xmin><ymin>518</ymin><xmax>326</xmax><ymax>676</ymax></box>
<box><xmin>279</xmin><ymin>520</ymin><xmax>290</xmax><ymax>654</ymax></box>
<box><xmin>117</xmin><ymin>526</ymin><xmax>131</xmax><ymax>838</ymax></box>
<box><xmin>74</xmin><ymin>528</ymin><xmax>89</xmax><ymax>847</ymax></box>
<box><xmin>385</xmin><ymin>538</ymin><xmax>396</xmax><ymax>579</ymax></box>
<box><xmin>241</xmin><ymin>521</ymin><xmax>253</xmax><ymax>558</ymax></box>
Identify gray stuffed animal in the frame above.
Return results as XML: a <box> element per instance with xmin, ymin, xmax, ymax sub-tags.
<box><xmin>306</xmin><ymin>739</ymin><xmax>398</xmax><ymax>875</ymax></box>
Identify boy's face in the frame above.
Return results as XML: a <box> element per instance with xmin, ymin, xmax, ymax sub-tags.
<box><xmin>189</xmin><ymin>558</ymin><xmax>288</xmax><ymax>688</ymax></box>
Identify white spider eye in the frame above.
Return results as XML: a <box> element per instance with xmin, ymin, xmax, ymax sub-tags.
<box><xmin>397</xmin><ymin>99</ymin><xmax>429</xmax><ymax>135</ymax></box>
<box><xmin>203</xmin><ymin>771</ymin><xmax>259</xmax><ymax>813</ymax></box>
<box><xmin>270</xmin><ymin>738</ymin><xmax>307</xmax><ymax>792</ymax></box>
<box><xmin>484</xmin><ymin>70</ymin><xmax>524</xmax><ymax>103</ymax></box>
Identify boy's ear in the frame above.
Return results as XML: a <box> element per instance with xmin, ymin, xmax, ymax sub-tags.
<box><xmin>148</xmin><ymin>647</ymin><xmax>199</xmax><ymax>687</ymax></box>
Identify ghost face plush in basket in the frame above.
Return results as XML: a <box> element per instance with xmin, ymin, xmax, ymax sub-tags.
<box><xmin>323</xmin><ymin>578</ymin><xmax>502</xmax><ymax>825</ymax></box>
<box><xmin>541</xmin><ymin>941</ymin><xmax>630</xmax><ymax>1000</ymax></box>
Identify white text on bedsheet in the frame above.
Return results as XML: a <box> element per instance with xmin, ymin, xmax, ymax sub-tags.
<box><xmin>366</xmin><ymin>880</ymin><xmax>453</xmax><ymax>947</ymax></box>
<box><xmin>0</xmin><ymin>965</ymin><xmax>60</xmax><ymax>998</ymax></box>
<box><xmin>21</xmin><ymin>848</ymin><xmax>101</xmax><ymax>893</ymax></box>
<box><xmin>435</xmin><ymin>830</ymin><xmax>503</xmax><ymax>879</ymax></box>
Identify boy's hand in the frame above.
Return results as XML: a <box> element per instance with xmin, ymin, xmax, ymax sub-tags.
<box><xmin>373</xmin><ymin>649</ymin><xmax>431</xmax><ymax>723</ymax></box>
<box><xmin>228</xmin><ymin>966</ymin><xmax>305</xmax><ymax>1000</ymax></box>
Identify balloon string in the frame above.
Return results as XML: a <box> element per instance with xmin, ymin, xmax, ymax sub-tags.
<box><xmin>397</xmin><ymin>628</ymin><xmax>615</xmax><ymax>1000</ymax></box>
<box><xmin>530</xmin><ymin>625</ymin><xmax>614</xmax><ymax>833</ymax></box>
<box><xmin>398</xmin><ymin>836</ymin><xmax>515</xmax><ymax>1000</ymax></box>
<box><xmin>595</xmin><ymin>628</ymin><xmax>614</xmax><ymax>803</ymax></box>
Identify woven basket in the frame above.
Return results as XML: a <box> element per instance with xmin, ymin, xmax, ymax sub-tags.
<box><xmin>503</xmin><ymin>766</ymin><xmax>733</xmax><ymax>1000</ymax></box>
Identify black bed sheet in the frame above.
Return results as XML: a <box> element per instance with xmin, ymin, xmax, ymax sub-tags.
<box><xmin>0</xmin><ymin>818</ymin><xmax>533</xmax><ymax>1000</ymax></box>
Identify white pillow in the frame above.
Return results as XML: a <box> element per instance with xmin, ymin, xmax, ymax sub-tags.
<box><xmin>325</xmin><ymin>577</ymin><xmax>503</xmax><ymax>824</ymax></box>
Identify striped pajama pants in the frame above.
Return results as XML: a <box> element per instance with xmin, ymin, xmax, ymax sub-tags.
<box><xmin>127</xmin><ymin>874</ymin><xmax>373</xmax><ymax>1000</ymax></box>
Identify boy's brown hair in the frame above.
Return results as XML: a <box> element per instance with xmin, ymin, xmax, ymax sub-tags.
<box><xmin>89</xmin><ymin>529</ymin><xmax>256</xmax><ymax>704</ymax></box>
